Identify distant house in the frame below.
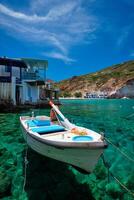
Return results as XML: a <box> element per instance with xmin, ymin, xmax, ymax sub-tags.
<box><xmin>0</xmin><ymin>57</ymin><xmax>59</xmax><ymax>109</ymax></box>
<box><xmin>84</xmin><ymin>92</ymin><xmax>108</xmax><ymax>99</ymax></box>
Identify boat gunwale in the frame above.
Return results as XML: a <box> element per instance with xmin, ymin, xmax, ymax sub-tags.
<box><xmin>22</xmin><ymin>128</ymin><xmax>107</xmax><ymax>150</ymax></box>
<box><xmin>20</xmin><ymin>116</ymin><xmax>108</xmax><ymax>149</ymax></box>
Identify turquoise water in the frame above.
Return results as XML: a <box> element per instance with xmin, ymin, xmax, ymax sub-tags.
<box><xmin>0</xmin><ymin>99</ymin><xmax>134</xmax><ymax>199</ymax></box>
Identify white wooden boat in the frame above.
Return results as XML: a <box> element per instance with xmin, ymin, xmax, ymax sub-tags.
<box><xmin>20</xmin><ymin>101</ymin><xmax>107</xmax><ymax>173</ymax></box>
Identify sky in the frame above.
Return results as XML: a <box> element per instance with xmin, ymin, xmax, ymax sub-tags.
<box><xmin>0</xmin><ymin>0</ymin><xmax>134</xmax><ymax>81</ymax></box>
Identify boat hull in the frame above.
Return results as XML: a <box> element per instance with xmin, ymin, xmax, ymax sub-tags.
<box><xmin>22</xmin><ymin>127</ymin><xmax>104</xmax><ymax>173</ymax></box>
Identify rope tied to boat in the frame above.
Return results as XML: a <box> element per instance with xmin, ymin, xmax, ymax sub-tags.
<box><xmin>101</xmin><ymin>134</ymin><xmax>134</xmax><ymax>198</ymax></box>
<box><xmin>22</xmin><ymin>130</ymin><xmax>29</xmax><ymax>194</ymax></box>
<box><xmin>104</xmin><ymin>136</ymin><xmax>134</xmax><ymax>163</ymax></box>
<box><xmin>51</xmin><ymin>108</ymin><xmax>63</xmax><ymax>126</ymax></box>
<box><xmin>101</xmin><ymin>155</ymin><xmax>134</xmax><ymax>198</ymax></box>
<box><xmin>22</xmin><ymin>146</ymin><xmax>28</xmax><ymax>193</ymax></box>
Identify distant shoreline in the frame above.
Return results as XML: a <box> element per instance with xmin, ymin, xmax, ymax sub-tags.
<box><xmin>59</xmin><ymin>97</ymin><xmax>107</xmax><ymax>100</ymax></box>
<box><xmin>59</xmin><ymin>97</ymin><xmax>85</xmax><ymax>100</ymax></box>
<box><xmin>59</xmin><ymin>97</ymin><xmax>131</xmax><ymax>100</ymax></box>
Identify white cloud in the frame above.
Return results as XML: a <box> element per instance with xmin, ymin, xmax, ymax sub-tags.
<box><xmin>117</xmin><ymin>25</ymin><xmax>131</xmax><ymax>47</ymax></box>
<box><xmin>130</xmin><ymin>52</ymin><xmax>134</xmax><ymax>57</ymax></box>
<box><xmin>117</xmin><ymin>31</ymin><xmax>129</xmax><ymax>47</ymax></box>
<box><xmin>0</xmin><ymin>0</ymin><xmax>98</xmax><ymax>63</ymax></box>
<box><xmin>44</xmin><ymin>51</ymin><xmax>75</xmax><ymax>63</ymax></box>
<box><xmin>0</xmin><ymin>2</ymin><xmax>76</xmax><ymax>22</ymax></box>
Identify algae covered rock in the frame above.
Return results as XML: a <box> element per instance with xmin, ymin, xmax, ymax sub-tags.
<box><xmin>125</xmin><ymin>174</ymin><xmax>134</xmax><ymax>190</ymax></box>
<box><xmin>0</xmin><ymin>168</ymin><xmax>11</xmax><ymax>198</ymax></box>
<box><xmin>94</xmin><ymin>160</ymin><xmax>107</xmax><ymax>180</ymax></box>
<box><xmin>106</xmin><ymin>182</ymin><xmax>123</xmax><ymax>198</ymax></box>
<box><xmin>24</xmin><ymin>149</ymin><xmax>94</xmax><ymax>200</ymax></box>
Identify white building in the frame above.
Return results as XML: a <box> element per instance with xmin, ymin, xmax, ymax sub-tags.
<box><xmin>84</xmin><ymin>91</ymin><xmax>108</xmax><ymax>99</ymax></box>
<box><xmin>0</xmin><ymin>57</ymin><xmax>59</xmax><ymax>108</ymax></box>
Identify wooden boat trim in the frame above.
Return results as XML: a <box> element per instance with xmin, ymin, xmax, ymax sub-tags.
<box><xmin>20</xmin><ymin>116</ymin><xmax>107</xmax><ymax>149</ymax></box>
<box><xmin>25</xmin><ymin>129</ymin><xmax>107</xmax><ymax>149</ymax></box>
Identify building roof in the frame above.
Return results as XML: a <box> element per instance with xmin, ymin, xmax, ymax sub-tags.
<box><xmin>46</xmin><ymin>79</ymin><xmax>54</xmax><ymax>83</ymax></box>
<box><xmin>21</xmin><ymin>58</ymin><xmax>48</xmax><ymax>69</ymax></box>
<box><xmin>0</xmin><ymin>57</ymin><xmax>27</xmax><ymax>68</ymax></box>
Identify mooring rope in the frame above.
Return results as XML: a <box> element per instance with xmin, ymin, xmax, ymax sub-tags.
<box><xmin>52</xmin><ymin>108</ymin><xmax>63</xmax><ymax>126</ymax></box>
<box><xmin>104</xmin><ymin>137</ymin><xmax>134</xmax><ymax>163</ymax></box>
<box><xmin>125</xmin><ymin>112</ymin><xmax>134</xmax><ymax>119</ymax></box>
<box><xmin>22</xmin><ymin>125</ymin><xmax>29</xmax><ymax>194</ymax></box>
<box><xmin>22</xmin><ymin>146</ymin><xmax>28</xmax><ymax>193</ymax></box>
<box><xmin>101</xmin><ymin>155</ymin><xmax>134</xmax><ymax>198</ymax></box>
<box><xmin>112</xmin><ymin>176</ymin><xmax>134</xmax><ymax>197</ymax></box>
<box><xmin>102</xmin><ymin>134</ymin><xmax>134</xmax><ymax>198</ymax></box>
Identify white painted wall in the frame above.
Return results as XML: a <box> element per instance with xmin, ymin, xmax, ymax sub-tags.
<box><xmin>11</xmin><ymin>76</ymin><xmax>16</xmax><ymax>105</ymax></box>
<box><xmin>30</xmin><ymin>86</ymin><xmax>38</xmax><ymax>102</ymax></box>
<box><xmin>0</xmin><ymin>65</ymin><xmax>10</xmax><ymax>76</ymax></box>
<box><xmin>19</xmin><ymin>86</ymin><xmax>23</xmax><ymax>103</ymax></box>
<box><xmin>0</xmin><ymin>82</ymin><xmax>11</xmax><ymax>100</ymax></box>
<box><xmin>22</xmin><ymin>81</ymin><xmax>27</xmax><ymax>103</ymax></box>
<box><xmin>22</xmin><ymin>81</ymin><xmax>39</xmax><ymax>103</ymax></box>
<box><xmin>12</xmin><ymin>66</ymin><xmax>20</xmax><ymax>78</ymax></box>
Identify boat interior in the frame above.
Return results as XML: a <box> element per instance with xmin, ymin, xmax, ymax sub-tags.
<box><xmin>21</xmin><ymin>116</ymin><xmax>102</xmax><ymax>142</ymax></box>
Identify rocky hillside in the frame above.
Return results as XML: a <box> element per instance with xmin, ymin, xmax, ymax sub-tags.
<box><xmin>56</xmin><ymin>60</ymin><xmax>134</xmax><ymax>98</ymax></box>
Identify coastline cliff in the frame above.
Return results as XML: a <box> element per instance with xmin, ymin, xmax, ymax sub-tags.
<box><xmin>56</xmin><ymin>60</ymin><xmax>134</xmax><ymax>98</ymax></box>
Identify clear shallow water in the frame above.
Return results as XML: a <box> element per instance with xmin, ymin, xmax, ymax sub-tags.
<box><xmin>0</xmin><ymin>99</ymin><xmax>134</xmax><ymax>199</ymax></box>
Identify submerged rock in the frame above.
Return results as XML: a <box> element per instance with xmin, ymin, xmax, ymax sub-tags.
<box><xmin>106</xmin><ymin>182</ymin><xmax>123</xmax><ymax>199</ymax></box>
<box><xmin>125</xmin><ymin>174</ymin><xmax>134</xmax><ymax>190</ymax></box>
<box><xmin>0</xmin><ymin>168</ymin><xmax>11</xmax><ymax>198</ymax></box>
<box><xmin>25</xmin><ymin>149</ymin><xmax>94</xmax><ymax>200</ymax></box>
<box><xmin>94</xmin><ymin>160</ymin><xmax>107</xmax><ymax>180</ymax></box>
